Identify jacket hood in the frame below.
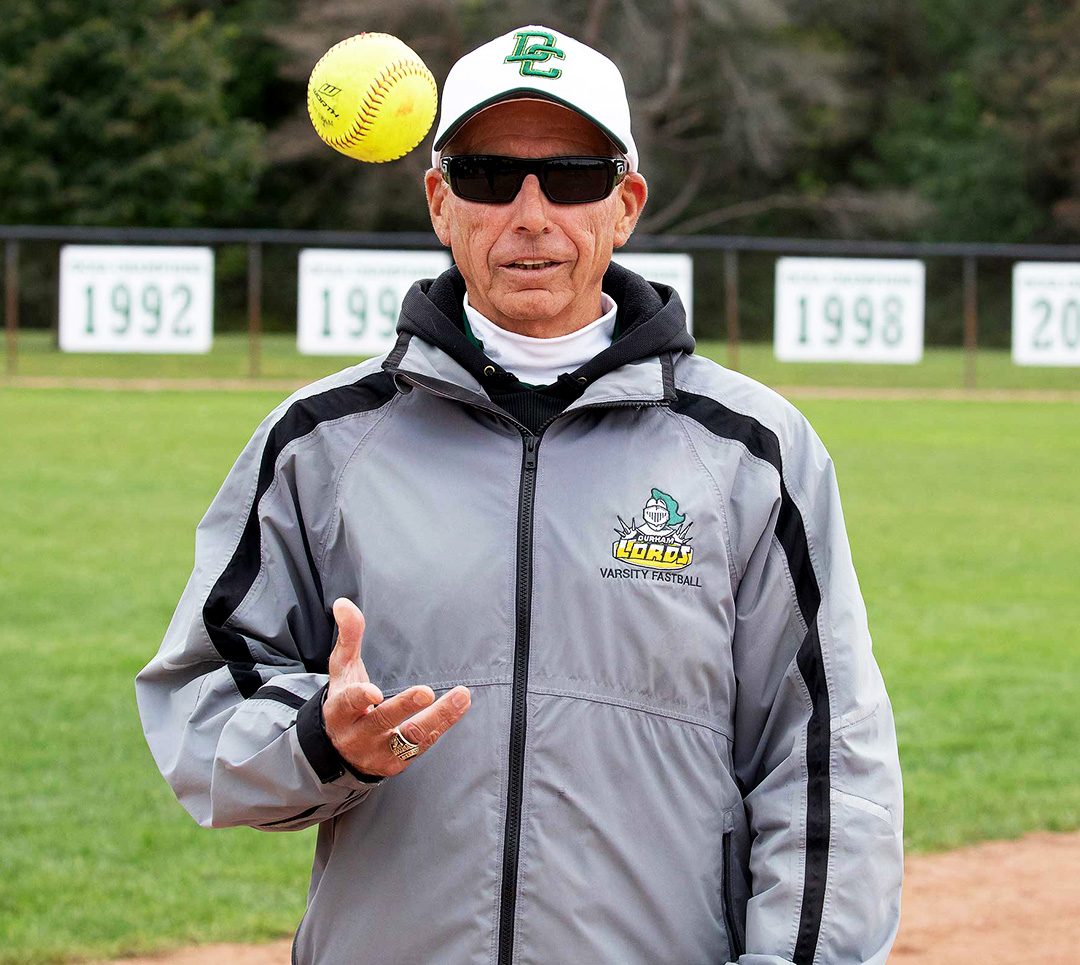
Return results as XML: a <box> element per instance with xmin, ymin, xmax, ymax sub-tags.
<box><xmin>395</xmin><ymin>261</ymin><xmax>695</xmax><ymax>390</ymax></box>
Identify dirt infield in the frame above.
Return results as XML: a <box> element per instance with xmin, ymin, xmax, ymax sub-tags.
<box><xmin>105</xmin><ymin>830</ymin><xmax>1080</xmax><ymax>964</ymax></box>
<box><xmin>890</xmin><ymin>831</ymin><xmax>1079</xmax><ymax>963</ymax></box>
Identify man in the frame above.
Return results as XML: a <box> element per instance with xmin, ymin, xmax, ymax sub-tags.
<box><xmin>137</xmin><ymin>24</ymin><xmax>903</xmax><ymax>965</ymax></box>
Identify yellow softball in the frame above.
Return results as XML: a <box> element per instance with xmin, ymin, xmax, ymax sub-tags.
<box><xmin>307</xmin><ymin>33</ymin><xmax>438</xmax><ymax>163</ymax></box>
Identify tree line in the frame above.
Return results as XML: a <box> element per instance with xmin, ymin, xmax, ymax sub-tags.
<box><xmin>1</xmin><ymin>0</ymin><xmax>1076</xmax><ymax>244</ymax></box>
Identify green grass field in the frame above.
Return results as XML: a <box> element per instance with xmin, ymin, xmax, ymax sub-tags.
<box><xmin>1</xmin><ymin>384</ymin><xmax>1078</xmax><ymax>962</ymax></box>
<box><xmin>8</xmin><ymin>329</ymin><xmax>1080</xmax><ymax>390</ymax></box>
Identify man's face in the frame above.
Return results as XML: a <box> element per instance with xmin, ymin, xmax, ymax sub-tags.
<box><xmin>425</xmin><ymin>100</ymin><xmax>647</xmax><ymax>338</ymax></box>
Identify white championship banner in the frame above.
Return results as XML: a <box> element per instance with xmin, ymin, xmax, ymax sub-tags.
<box><xmin>612</xmin><ymin>252</ymin><xmax>694</xmax><ymax>334</ymax></box>
<box><xmin>1012</xmin><ymin>262</ymin><xmax>1080</xmax><ymax>367</ymax></box>
<box><xmin>297</xmin><ymin>249</ymin><xmax>451</xmax><ymax>356</ymax></box>
<box><xmin>774</xmin><ymin>257</ymin><xmax>925</xmax><ymax>364</ymax></box>
<box><xmin>59</xmin><ymin>245</ymin><xmax>213</xmax><ymax>354</ymax></box>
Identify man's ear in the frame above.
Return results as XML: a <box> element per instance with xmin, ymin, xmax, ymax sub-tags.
<box><xmin>425</xmin><ymin>169</ymin><xmax>452</xmax><ymax>247</ymax></box>
<box><xmin>613</xmin><ymin>173</ymin><xmax>648</xmax><ymax>248</ymax></box>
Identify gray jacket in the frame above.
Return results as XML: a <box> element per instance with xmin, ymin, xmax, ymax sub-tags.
<box><xmin>136</xmin><ymin>265</ymin><xmax>903</xmax><ymax>964</ymax></box>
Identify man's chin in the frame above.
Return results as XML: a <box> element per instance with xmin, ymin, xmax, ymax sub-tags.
<box><xmin>489</xmin><ymin>289</ymin><xmax>570</xmax><ymax>324</ymax></box>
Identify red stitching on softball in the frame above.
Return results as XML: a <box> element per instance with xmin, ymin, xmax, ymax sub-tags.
<box><xmin>327</xmin><ymin>58</ymin><xmax>437</xmax><ymax>153</ymax></box>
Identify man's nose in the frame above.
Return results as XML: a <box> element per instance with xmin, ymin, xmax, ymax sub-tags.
<box><xmin>512</xmin><ymin>174</ymin><xmax>551</xmax><ymax>233</ymax></box>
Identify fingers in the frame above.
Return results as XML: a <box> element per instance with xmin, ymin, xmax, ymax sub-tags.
<box><xmin>322</xmin><ymin>679</ymin><xmax>383</xmax><ymax>752</ymax></box>
<box><xmin>330</xmin><ymin>598</ymin><xmax>369</xmax><ymax>684</ymax></box>
<box><xmin>366</xmin><ymin>684</ymin><xmax>436</xmax><ymax>731</ymax></box>
<box><xmin>327</xmin><ymin>683</ymin><xmax>472</xmax><ymax>779</ymax></box>
<box><xmin>397</xmin><ymin>685</ymin><xmax>471</xmax><ymax>752</ymax></box>
<box><xmin>324</xmin><ymin>600</ymin><xmax>473</xmax><ymax>774</ymax></box>
<box><xmin>338</xmin><ymin>681</ymin><xmax>383</xmax><ymax>716</ymax></box>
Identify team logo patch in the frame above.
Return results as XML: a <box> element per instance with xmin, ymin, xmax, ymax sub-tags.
<box><xmin>504</xmin><ymin>31</ymin><xmax>565</xmax><ymax>79</ymax></box>
<box><xmin>612</xmin><ymin>489</ymin><xmax>694</xmax><ymax>571</ymax></box>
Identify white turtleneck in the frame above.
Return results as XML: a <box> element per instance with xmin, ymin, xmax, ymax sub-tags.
<box><xmin>463</xmin><ymin>291</ymin><xmax>618</xmax><ymax>386</ymax></box>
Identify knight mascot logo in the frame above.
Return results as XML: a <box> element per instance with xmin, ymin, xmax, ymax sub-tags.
<box><xmin>612</xmin><ymin>489</ymin><xmax>694</xmax><ymax>571</ymax></box>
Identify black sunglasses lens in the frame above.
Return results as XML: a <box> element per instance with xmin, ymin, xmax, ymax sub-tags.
<box><xmin>446</xmin><ymin>157</ymin><xmax>619</xmax><ymax>204</ymax></box>
<box><xmin>449</xmin><ymin>158</ymin><xmax>524</xmax><ymax>203</ymax></box>
<box><xmin>541</xmin><ymin>159</ymin><xmax>613</xmax><ymax>203</ymax></box>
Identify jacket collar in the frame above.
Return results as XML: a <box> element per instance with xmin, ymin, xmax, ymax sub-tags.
<box><xmin>384</xmin><ymin>261</ymin><xmax>692</xmax><ymax>411</ymax></box>
<box><xmin>384</xmin><ymin>334</ymin><xmax>676</xmax><ymax>410</ymax></box>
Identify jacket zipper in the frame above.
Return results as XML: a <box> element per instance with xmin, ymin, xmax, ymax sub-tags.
<box><xmin>722</xmin><ymin>829</ymin><xmax>745</xmax><ymax>959</ymax></box>
<box><xmin>497</xmin><ymin>431</ymin><xmax>539</xmax><ymax>965</ymax></box>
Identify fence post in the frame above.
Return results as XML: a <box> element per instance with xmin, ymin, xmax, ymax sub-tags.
<box><xmin>724</xmin><ymin>248</ymin><xmax>740</xmax><ymax>371</ymax></box>
<box><xmin>963</xmin><ymin>256</ymin><xmax>978</xmax><ymax>389</ymax></box>
<box><xmin>51</xmin><ymin>244</ymin><xmax>61</xmax><ymax>347</ymax></box>
<box><xmin>247</xmin><ymin>242</ymin><xmax>262</xmax><ymax>379</ymax></box>
<box><xmin>4</xmin><ymin>240</ymin><xmax>18</xmax><ymax>377</ymax></box>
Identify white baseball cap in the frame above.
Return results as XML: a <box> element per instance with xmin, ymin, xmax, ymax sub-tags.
<box><xmin>431</xmin><ymin>25</ymin><xmax>639</xmax><ymax>171</ymax></box>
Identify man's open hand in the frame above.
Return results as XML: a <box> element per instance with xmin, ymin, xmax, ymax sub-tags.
<box><xmin>323</xmin><ymin>598</ymin><xmax>472</xmax><ymax>778</ymax></box>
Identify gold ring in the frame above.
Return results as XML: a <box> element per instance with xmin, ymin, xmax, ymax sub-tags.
<box><xmin>389</xmin><ymin>727</ymin><xmax>420</xmax><ymax>761</ymax></box>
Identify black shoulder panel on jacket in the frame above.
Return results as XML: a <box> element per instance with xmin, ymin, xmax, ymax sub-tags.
<box><xmin>670</xmin><ymin>388</ymin><xmax>831</xmax><ymax>965</ymax></box>
<box><xmin>202</xmin><ymin>371</ymin><xmax>399</xmax><ymax>699</ymax></box>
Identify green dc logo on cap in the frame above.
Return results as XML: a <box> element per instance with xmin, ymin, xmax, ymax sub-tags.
<box><xmin>504</xmin><ymin>31</ymin><xmax>565</xmax><ymax>79</ymax></box>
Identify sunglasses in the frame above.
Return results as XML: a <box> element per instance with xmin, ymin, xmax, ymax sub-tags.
<box><xmin>440</xmin><ymin>155</ymin><xmax>629</xmax><ymax>205</ymax></box>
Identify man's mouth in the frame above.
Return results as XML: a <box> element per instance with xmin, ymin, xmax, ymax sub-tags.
<box><xmin>503</xmin><ymin>259</ymin><xmax>561</xmax><ymax>271</ymax></box>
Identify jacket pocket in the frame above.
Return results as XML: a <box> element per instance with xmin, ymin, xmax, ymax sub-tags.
<box><xmin>722</xmin><ymin>828</ymin><xmax>745</xmax><ymax>960</ymax></box>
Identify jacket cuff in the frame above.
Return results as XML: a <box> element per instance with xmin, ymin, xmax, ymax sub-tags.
<box><xmin>296</xmin><ymin>684</ymin><xmax>384</xmax><ymax>786</ymax></box>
